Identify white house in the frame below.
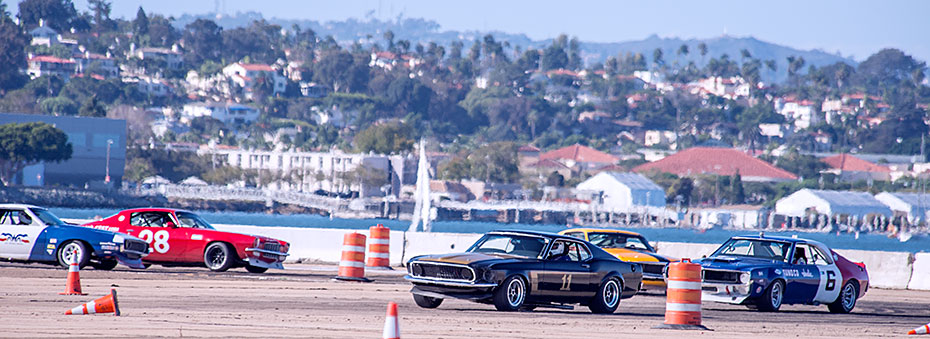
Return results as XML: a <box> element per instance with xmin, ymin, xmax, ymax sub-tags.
<box><xmin>26</xmin><ymin>54</ymin><xmax>75</xmax><ymax>79</ymax></box>
<box><xmin>575</xmin><ymin>172</ymin><xmax>666</xmax><ymax>212</ymax></box>
<box><xmin>644</xmin><ymin>130</ymin><xmax>677</xmax><ymax>147</ymax></box>
<box><xmin>774</xmin><ymin>189</ymin><xmax>892</xmax><ymax>219</ymax></box>
<box><xmin>222</xmin><ymin>62</ymin><xmax>287</xmax><ymax>98</ymax></box>
<box><xmin>775</xmin><ymin>98</ymin><xmax>819</xmax><ymax>130</ymax></box>
<box><xmin>130</xmin><ymin>44</ymin><xmax>183</xmax><ymax>69</ymax></box>
<box><xmin>875</xmin><ymin>192</ymin><xmax>930</xmax><ymax>225</ymax></box>
<box><xmin>181</xmin><ymin>102</ymin><xmax>260</xmax><ymax>125</ymax></box>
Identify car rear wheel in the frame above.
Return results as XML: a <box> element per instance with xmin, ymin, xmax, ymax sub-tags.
<box><xmin>757</xmin><ymin>280</ymin><xmax>784</xmax><ymax>312</ymax></box>
<box><xmin>57</xmin><ymin>241</ymin><xmax>89</xmax><ymax>268</ymax></box>
<box><xmin>589</xmin><ymin>278</ymin><xmax>622</xmax><ymax>314</ymax></box>
<box><xmin>204</xmin><ymin>242</ymin><xmax>234</xmax><ymax>272</ymax></box>
<box><xmin>828</xmin><ymin>281</ymin><xmax>858</xmax><ymax>313</ymax></box>
<box><xmin>91</xmin><ymin>259</ymin><xmax>118</xmax><ymax>270</ymax></box>
<box><xmin>493</xmin><ymin>276</ymin><xmax>526</xmax><ymax>311</ymax></box>
<box><xmin>245</xmin><ymin>265</ymin><xmax>268</xmax><ymax>273</ymax></box>
<box><xmin>413</xmin><ymin>294</ymin><xmax>443</xmax><ymax>308</ymax></box>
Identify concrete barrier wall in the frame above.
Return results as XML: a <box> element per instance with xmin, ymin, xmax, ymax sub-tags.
<box><xmin>653</xmin><ymin>242</ymin><xmax>720</xmax><ymax>260</ymax></box>
<box><xmin>834</xmin><ymin>249</ymin><xmax>914</xmax><ymax>289</ymax></box>
<box><xmin>907</xmin><ymin>253</ymin><xmax>930</xmax><ymax>290</ymax></box>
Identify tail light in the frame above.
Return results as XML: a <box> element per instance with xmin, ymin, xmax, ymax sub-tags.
<box><xmin>855</xmin><ymin>262</ymin><xmax>866</xmax><ymax>271</ymax></box>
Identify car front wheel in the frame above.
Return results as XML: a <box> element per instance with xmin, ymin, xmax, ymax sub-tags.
<box><xmin>204</xmin><ymin>242</ymin><xmax>234</xmax><ymax>272</ymax></box>
<box><xmin>828</xmin><ymin>281</ymin><xmax>858</xmax><ymax>313</ymax></box>
<box><xmin>493</xmin><ymin>276</ymin><xmax>527</xmax><ymax>311</ymax></box>
<box><xmin>757</xmin><ymin>280</ymin><xmax>784</xmax><ymax>312</ymax></box>
<box><xmin>413</xmin><ymin>294</ymin><xmax>443</xmax><ymax>308</ymax></box>
<box><xmin>57</xmin><ymin>241</ymin><xmax>89</xmax><ymax>268</ymax></box>
<box><xmin>589</xmin><ymin>278</ymin><xmax>622</xmax><ymax>314</ymax></box>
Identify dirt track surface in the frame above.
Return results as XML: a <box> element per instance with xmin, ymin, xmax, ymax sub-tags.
<box><xmin>1</xmin><ymin>262</ymin><xmax>928</xmax><ymax>338</ymax></box>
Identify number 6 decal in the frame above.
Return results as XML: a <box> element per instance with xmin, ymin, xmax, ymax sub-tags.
<box><xmin>138</xmin><ymin>229</ymin><xmax>171</xmax><ymax>253</ymax></box>
<box><xmin>825</xmin><ymin>270</ymin><xmax>836</xmax><ymax>291</ymax></box>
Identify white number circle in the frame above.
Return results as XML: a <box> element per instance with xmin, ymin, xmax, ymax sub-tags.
<box><xmin>138</xmin><ymin>229</ymin><xmax>171</xmax><ymax>254</ymax></box>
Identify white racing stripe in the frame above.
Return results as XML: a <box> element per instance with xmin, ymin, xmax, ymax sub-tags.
<box><xmin>339</xmin><ymin>260</ymin><xmax>365</xmax><ymax>268</ymax></box>
<box><xmin>341</xmin><ymin>245</ymin><xmax>366</xmax><ymax>252</ymax></box>
<box><xmin>667</xmin><ymin>280</ymin><xmax>702</xmax><ymax>290</ymax></box>
<box><xmin>666</xmin><ymin>302</ymin><xmax>702</xmax><ymax>312</ymax></box>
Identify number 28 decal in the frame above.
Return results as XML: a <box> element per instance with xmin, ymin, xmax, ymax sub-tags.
<box><xmin>138</xmin><ymin>229</ymin><xmax>170</xmax><ymax>253</ymax></box>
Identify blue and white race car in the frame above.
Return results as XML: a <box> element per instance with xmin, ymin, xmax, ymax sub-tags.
<box><xmin>697</xmin><ymin>234</ymin><xmax>869</xmax><ymax>313</ymax></box>
<box><xmin>0</xmin><ymin>204</ymin><xmax>149</xmax><ymax>269</ymax></box>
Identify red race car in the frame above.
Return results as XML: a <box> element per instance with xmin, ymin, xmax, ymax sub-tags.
<box><xmin>83</xmin><ymin>208</ymin><xmax>289</xmax><ymax>273</ymax></box>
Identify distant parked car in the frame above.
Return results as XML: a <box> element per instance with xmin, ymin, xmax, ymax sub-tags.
<box><xmin>0</xmin><ymin>204</ymin><xmax>148</xmax><ymax>269</ymax></box>
<box><xmin>405</xmin><ymin>230</ymin><xmax>642</xmax><ymax>313</ymax></box>
<box><xmin>560</xmin><ymin>228</ymin><xmax>678</xmax><ymax>290</ymax></box>
<box><xmin>83</xmin><ymin>208</ymin><xmax>289</xmax><ymax>273</ymax></box>
<box><xmin>697</xmin><ymin>234</ymin><xmax>869</xmax><ymax>313</ymax></box>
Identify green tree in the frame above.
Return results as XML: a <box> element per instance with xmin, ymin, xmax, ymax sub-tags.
<box><xmin>730</xmin><ymin>171</ymin><xmax>745</xmax><ymax>204</ymax></box>
<box><xmin>0</xmin><ymin>122</ymin><xmax>73</xmax><ymax>185</ymax></box>
<box><xmin>39</xmin><ymin>96</ymin><xmax>77</xmax><ymax>115</ymax></box>
<box><xmin>354</xmin><ymin>122</ymin><xmax>415</xmax><ymax>154</ymax></box>
<box><xmin>182</xmin><ymin>19</ymin><xmax>222</xmax><ymax>67</ymax></box>
<box><xmin>132</xmin><ymin>6</ymin><xmax>149</xmax><ymax>37</ymax></box>
<box><xmin>78</xmin><ymin>95</ymin><xmax>106</xmax><ymax>117</ymax></box>
<box><xmin>545</xmin><ymin>171</ymin><xmax>564</xmax><ymax>187</ymax></box>
<box><xmin>17</xmin><ymin>0</ymin><xmax>78</xmax><ymax>31</ymax></box>
<box><xmin>541</xmin><ymin>44</ymin><xmax>568</xmax><ymax>70</ymax></box>
<box><xmin>0</xmin><ymin>8</ymin><xmax>28</xmax><ymax>93</ymax></box>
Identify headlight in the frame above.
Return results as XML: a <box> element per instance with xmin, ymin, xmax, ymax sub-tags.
<box><xmin>740</xmin><ymin>272</ymin><xmax>751</xmax><ymax>284</ymax></box>
<box><xmin>461</xmin><ymin>268</ymin><xmax>474</xmax><ymax>280</ymax></box>
<box><xmin>112</xmin><ymin>234</ymin><xmax>125</xmax><ymax>243</ymax></box>
<box><xmin>412</xmin><ymin>263</ymin><xmax>423</xmax><ymax>276</ymax></box>
<box><xmin>253</xmin><ymin>238</ymin><xmax>262</xmax><ymax>248</ymax></box>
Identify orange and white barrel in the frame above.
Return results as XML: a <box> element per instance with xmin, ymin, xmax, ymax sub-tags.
<box><xmin>336</xmin><ymin>232</ymin><xmax>369</xmax><ymax>281</ymax></box>
<box><xmin>664</xmin><ymin>258</ymin><xmax>704</xmax><ymax>327</ymax></box>
<box><xmin>367</xmin><ymin>224</ymin><xmax>391</xmax><ymax>268</ymax></box>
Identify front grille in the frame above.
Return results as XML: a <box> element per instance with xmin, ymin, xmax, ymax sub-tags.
<box><xmin>641</xmin><ymin>263</ymin><xmax>666</xmax><ymax>275</ymax></box>
<box><xmin>263</xmin><ymin>242</ymin><xmax>282</xmax><ymax>253</ymax></box>
<box><xmin>411</xmin><ymin>263</ymin><xmax>474</xmax><ymax>281</ymax></box>
<box><xmin>124</xmin><ymin>240</ymin><xmax>148</xmax><ymax>253</ymax></box>
<box><xmin>703</xmin><ymin>269</ymin><xmax>740</xmax><ymax>283</ymax></box>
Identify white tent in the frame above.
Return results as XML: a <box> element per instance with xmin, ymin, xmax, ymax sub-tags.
<box><xmin>141</xmin><ymin>175</ymin><xmax>171</xmax><ymax>185</ymax></box>
<box><xmin>775</xmin><ymin>189</ymin><xmax>892</xmax><ymax>218</ymax></box>
<box><xmin>576</xmin><ymin>172</ymin><xmax>667</xmax><ymax>212</ymax></box>
<box><xmin>875</xmin><ymin>192</ymin><xmax>930</xmax><ymax>224</ymax></box>
<box><xmin>180</xmin><ymin>176</ymin><xmax>208</xmax><ymax>186</ymax></box>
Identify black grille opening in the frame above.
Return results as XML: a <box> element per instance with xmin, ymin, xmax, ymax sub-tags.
<box><xmin>703</xmin><ymin>270</ymin><xmax>740</xmax><ymax>283</ymax></box>
<box><xmin>124</xmin><ymin>241</ymin><xmax>148</xmax><ymax>253</ymax></box>
<box><xmin>641</xmin><ymin>263</ymin><xmax>666</xmax><ymax>275</ymax></box>
<box><xmin>263</xmin><ymin>243</ymin><xmax>282</xmax><ymax>252</ymax></box>
<box><xmin>414</xmin><ymin>263</ymin><xmax>473</xmax><ymax>281</ymax></box>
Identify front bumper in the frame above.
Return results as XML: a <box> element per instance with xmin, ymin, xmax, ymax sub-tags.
<box><xmin>701</xmin><ymin>282</ymin><xmax>753</xmax><ymax>304</ymax></box>
<box><xmin>404</xmin><ymin>275</ymin><xmax>498</xmax><ymax>288</ymax></box>
<box><xmin>245</xmin><ymin>247</ymin><xmax>288</xmax><ymax>269</ymax></box>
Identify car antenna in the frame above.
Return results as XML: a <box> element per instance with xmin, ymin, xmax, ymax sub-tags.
<box><xmin>759</xmin><ymin>231</ymin><xmax>764</xmax><ymax>238</ymax></box>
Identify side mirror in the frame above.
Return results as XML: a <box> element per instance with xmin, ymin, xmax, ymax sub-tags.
<box><xmin>166</xmin><ymin>221</ymin><xmax>177</xmax><ymax>228</ymax></box>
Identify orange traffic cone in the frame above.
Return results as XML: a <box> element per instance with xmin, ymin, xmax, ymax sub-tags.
<box><xmin>382</xmin><ymin>302</ymin><xmax>400</xmax><ymax>339</ymax></box>
<box><xmin>60</xmin><ymin>250</ymin><xmax>86</xmax><ymax>295</ymax></box>
<box><xmin>909</xmin><ymin>323</ymin><xmax>930</xmax><ymax>335</ymax></box>
<box><xmin>65</xmin><ymin>289</ymin><xmax>120</xmax><ymax>316</ymax></box>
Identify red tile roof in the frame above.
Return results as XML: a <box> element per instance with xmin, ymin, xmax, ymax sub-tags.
<box><xmin>632</xmin><ymin>147</ymin><xmax>798</xmax><ymax>181</ymax></box>
<box><xmin>821</xmin><ymin>154</ymin><xmax>890</xmax><ymax>173</ymax></box>
<box><xmin>540</xmin><ymin>144</ymin><xmax>618</xmax><ymax>164</ymax></box>
<box><xmin>29</xmin><ymin>55</ymin><xmax>74</xmax><ymax>64</ymax></box>
<box><xmin>530</xmin><ymin>159</ymin><xmax>573</xmax><ymax>170</ymax></box>
<box><xmin>237</xmin><ymin>63</ymin><xmax>274</xmax><ymax>71</ymax></box>
<box><xmin>518</xmin><ymin>145</ymin><xmax>540</xmax><ymax>153</ymax></box>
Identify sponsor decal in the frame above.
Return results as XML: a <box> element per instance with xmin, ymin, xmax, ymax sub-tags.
<box><xmin>191</xmin><ymin>234</ymin><xmax>203</xmax><ymax>240</ymax></box>
<box><xmin>118</xmin><ymin>215</ymin><xmax>125</xmax><ymax>222</ymax></box>
<box><xmin>47</xmin><ymin>244</ymin><xmax>55</xmax><ymax>249</ymax></box>
<box><xmin>49</xmin><ymin>238</ymin><xmax>57</xmax><ymax>243</ymax></box>
<box><xmin>801</xmin><ymin>269</ymin><xmax>814</xmax><ymax>278</ymax></box>
<box><xmin>774</xmin><ymin>269</ymin><xmax>782</xmax><ymax>275</ymax></box>
<box><xmin>92</xmin><ymin>225</ymin><xmax>120</xmax><ymax>232</ymax></box>
<box><xmin>0</xmin><ymin>233</ymin><xmax>30</xmax><ymax>244</ymax></box>
<box><xmin>783</xmin><ymin>269</ymin><xmax>800</xmax><ymax>277</ymax></box>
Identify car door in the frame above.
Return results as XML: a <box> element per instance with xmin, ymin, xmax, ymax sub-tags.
<box><xmin>0</xmin><ymin>208</ymin><xmax>46</xmax><ymax>260</ymax></box>
<box><xmin>809</xmin><ymin>244</ymin><xmax>842</xmax><ymax>304</ymax></box>
<box><xmin>128</xmin><ymin>211</ymin><xmax>183</xmax><ymax>261</ymax></box>
<box><xmin>785</xmin><ymin>243</ymin><xmax>821</xmax><ymax>303</ymax></box>
<box><xmin>539</xmin><ymin>240</ymin><xmax>596</xmax><ymax>300</ymax></box>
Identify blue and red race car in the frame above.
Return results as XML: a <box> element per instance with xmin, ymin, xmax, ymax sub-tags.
<box><xmin>697</xmin><ymin>234</ymin><xmax>869</xmax><ymax>313</ymax></box>
<box><xmin>0</xmin><ymin>204</ymin><xmax>148</xmax><ymax>269</ymax></box>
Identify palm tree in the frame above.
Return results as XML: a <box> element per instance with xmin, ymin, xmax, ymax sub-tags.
<box><xmin>698</xmin><ymin>42</ymin><xmax>708</xmax><ymax>66</ymax></box>
<box><xmin>677</xmin><ymin>44</ymin><xmax>689</xmax><ymax>67</ymax></box>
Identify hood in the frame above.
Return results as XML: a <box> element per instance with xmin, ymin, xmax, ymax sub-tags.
<box><xmin>699</xmin><ymin>255</ymin><xmax>783</xmax><ymax>270</ymax></box>
<box><xmin>60</xmin><ymin>224</ymin><xmax>128</xmax><ymax>240</ymax></box>
<box><xmin>416</xmin><ymin>252</ymin><xmax>523</xmax><ymax>265</ymax></box>
<box><xmin>603</xmin><ymin>247</ymin><xmax>675</xmax><ymax>262</ymax></box>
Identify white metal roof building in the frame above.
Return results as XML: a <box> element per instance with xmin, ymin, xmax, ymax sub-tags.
<box><xmin>576</xmin><ymin>172</ymin><xmax>667</xmax><ymax>212</ymax></box>
<box><xmin>874</xmin><ymin>192</ymin><xmax>930</xmax><ymax>224</ymax></box>
<box><xmin>774</xmin><ymin>189</ymin><xmax>892</xmax><ymax>218</ymax></box>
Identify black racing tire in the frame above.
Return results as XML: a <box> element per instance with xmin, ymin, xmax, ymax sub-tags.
<box><xmin>245</xmin><ymin>265</ymin><xmax>269</xmax><ymax>273</ymax></box>
<box><xmin>589</xmin><ymin>278</ymin><xmax>622</xmax><ymax>314</ymax></box>
<box><xmin>493</xmin><ymin>275</ymin><xmax>527</xmax><ymax>311</ymax></box>
<box><xmin>142</xmin><ymin>263</ymin><xmax>152</xmax><ymax>269</ymax></box>
<box><xmin>91</xmin><ymin>259</ymin><xmax>119</xmax><ymax>270</ymax></box>
<box><xmin>828</xmin><ymin>280</ymin><xmax>858</xmax><ymax>313</ymax></box>
<box><xmin>412</xmin><ymin>294</ymin><xmax>443</xmax><ymax>308</ymax></box>
<box><xmin>757</xmin><ymin>279</ymin><xmax>784</xmax><ymax>312</ymax></box>
<box><xmin>57</xmin><ymin>241</ymin><xmax>90</xmax><ymax>268</ymax></box>
<box><xmin>204</xmin><ymin>242</ymin><xmax>234</xmax><ymax>272</ymax></box>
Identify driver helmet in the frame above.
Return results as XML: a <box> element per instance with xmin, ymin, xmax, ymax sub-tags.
<box><xmin>550</xmin><ymin>241</ymin><xmax>566</xmax><ymax>256</ymax></box>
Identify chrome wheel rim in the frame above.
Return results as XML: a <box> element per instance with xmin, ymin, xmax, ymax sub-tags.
<box><xmin>507</xmin><ymin>278</ymin><xmax>525</xmax><ymax>307</ymax></box>
<box><xmin>771</xmin><ymin>282</ymin><xmax>783</xmax><ymax>308</ymax></box>
<box><xmin>841</xmin><ymin>283</ymin><xmax>856</xmax><ymax>310</ymax></box>
<box><xmin>603</xmin><ymin>280</ymin><xmax>620</xmax><ymax>308</ymax></box>
<box><xmin>207</xmin><ymin>247</ymin><xmax>225</xmax><ymax>268</ymax></box>
<box><xmin>62</xmin><ymin>243</ymin><xmax>82</xmax><ymax>265</ymax></box>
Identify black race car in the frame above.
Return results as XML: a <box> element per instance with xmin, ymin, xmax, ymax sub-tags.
<box><xmin>404</xmin><ymin>230</ymin><xmax>643</xmax><ymax>313</ymax></box>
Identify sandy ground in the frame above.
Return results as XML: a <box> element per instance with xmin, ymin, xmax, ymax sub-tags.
<box><xmin>0</xmin><ymin>262</ymin><xmax>928</xmax><ymax>338</ymax></box>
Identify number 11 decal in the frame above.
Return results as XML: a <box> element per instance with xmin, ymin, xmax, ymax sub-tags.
<box><xmin>560</xmin><ymin>274</ymin><xmax>573</xmax><ymax>290</ymax></box>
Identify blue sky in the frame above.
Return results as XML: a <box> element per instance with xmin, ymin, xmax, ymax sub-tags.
<box><xmin>16</xmin><ymin>0</ymin><xmax>930</xmax><ymax>62</ymax></box>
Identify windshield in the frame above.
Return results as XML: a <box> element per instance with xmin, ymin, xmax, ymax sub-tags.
<box><xmin>587</xmin><ymin>232</ymin><xmax>654</xmax><ymax>252</ymax></box>
<box><xmin>175</xmin><ymin>212</ymin><xmax>215</xmax><ymax>229</ymax></box>
<box><xmin>30</xmin><ymin>208</ymin><xmax>66</xmax><ymax>226</ymax></box>
<box><xmin>468</xmin><ymin>234</ymin><xmax>550</xmax><ymax>259</ymax></box>
<box><xmin>712</xmin><ymin>238</ymin><xmax>792</xmax><ymax>262</ymax></box>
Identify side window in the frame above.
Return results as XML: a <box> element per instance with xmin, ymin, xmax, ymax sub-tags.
<box><xmin>563</xmin><ymin>232</ymin><xmax>585</xmax><ymax>240</ymax></box>
<box><xmin>809</xmin><ymin>245</ymin><xmax>833</xmax><ymax>265</ymax></box>
<box><xmin>792</xmin><ymin>244</ymin><xmax>811</xmax><ymax>265</ymax></box>
<box><xmin>567</xmin><ymin>242</ymin><xmax>581</xmax><ymax>261</ymax></box>
<box><xmin>1</xmin><ymin>210</ymin><xmax>33</xmax><ymax>226</ymax></box>
<box><xmin>130</xmin><ymin>212</ymin><xmax>171</xmax><ymax>227</ymax></box>
<box><xmin>577</xmin><ymin>243</ymin><xmax>593</xmax><ymax>261</ymax></box>
<box><xmin>0</xmin><ymin>209</ymin><xmax>14</xmax><ymax>225</ymax></box>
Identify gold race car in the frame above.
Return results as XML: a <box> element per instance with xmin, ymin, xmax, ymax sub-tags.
<box><xmin>560</xmin><ymin>228</ymin><xmax>677</xmax><ymax>290</ymax></box>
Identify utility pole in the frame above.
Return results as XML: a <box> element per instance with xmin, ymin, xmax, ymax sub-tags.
<box><xmin>105</xmin><ymin>139</ymin><xmax>113</xmax><ymax>185</ymax></box>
